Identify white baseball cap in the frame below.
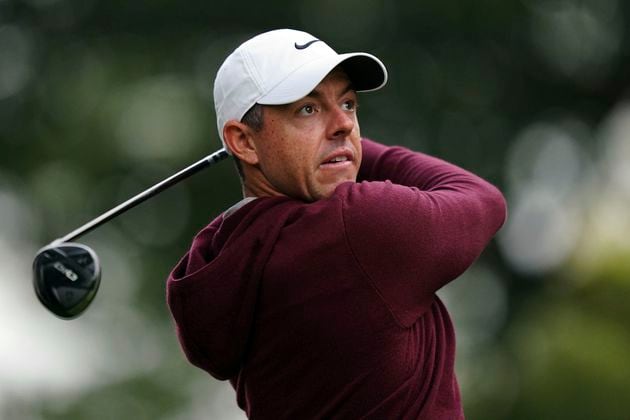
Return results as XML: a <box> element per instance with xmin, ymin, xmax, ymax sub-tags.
<box><xmin>213</xmin><ymin>28</ymin><xmax>388</xmax><ymax>151</ymax></box>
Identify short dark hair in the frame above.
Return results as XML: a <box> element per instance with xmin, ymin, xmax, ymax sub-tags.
<box><xmin>232</xmin><ymin>103</ymin><xmax>265</xmax><ymax>180</ymax></box>
<box><xmin>241</xmin><ymin>103</ymin><xmax>264</xmax><ymax>132</ymax></box>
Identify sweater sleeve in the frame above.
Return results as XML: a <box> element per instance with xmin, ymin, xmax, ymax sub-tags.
<box><xmin>342</xmin><ymin>138</ymin><xmax>507</xmax><ymax>327</ymax></box>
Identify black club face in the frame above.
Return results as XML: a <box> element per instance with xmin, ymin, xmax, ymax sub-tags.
<box><xmin>32</xmin><ymin>243</ymin><xmax>101</xmax><ymax>319</ymax></box>
<box><xmin>30</xmin><ymin>149</ymin><xmax>227</xmax><ymax>319</ymax></box>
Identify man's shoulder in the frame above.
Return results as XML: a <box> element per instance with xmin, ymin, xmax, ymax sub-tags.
<box><xmin>211</xmin><ymin>184</ymin><xmax>397</xmax><ymax>235</ymax></box>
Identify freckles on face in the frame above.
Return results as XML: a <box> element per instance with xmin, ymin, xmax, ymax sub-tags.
<box><xmin>254</xmin><ymin>113</ymin><xmax>319</xmax><ymax>199</ymax></box>
<box><xmin>251</xmin><ymin>70</ymin><xmax>362</xmax><ymax>201</ymax></box>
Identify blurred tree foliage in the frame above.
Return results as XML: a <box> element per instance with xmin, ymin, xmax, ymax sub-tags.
<box><xmin>1</xmin><ymin>0</ymin><xmax>630</xmax><ymax>419</ymax></box>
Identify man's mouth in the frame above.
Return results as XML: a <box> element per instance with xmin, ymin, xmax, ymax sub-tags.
<box><xmin>320</xmin><ymin>150</ymin><xmax>354</xmax><ymax>167</ymax></box>
<box><xmin>324</xmin><ymin>155</ymin><xmax>349</xmax><ymax>164</ymax></box>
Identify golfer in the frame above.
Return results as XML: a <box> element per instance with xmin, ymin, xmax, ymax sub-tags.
<box><xmin>167</xmin><ymin>29</ymin><xmax>506</xmax><ymax>419</ymax></box>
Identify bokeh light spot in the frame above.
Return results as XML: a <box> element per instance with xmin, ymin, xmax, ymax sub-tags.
<box><xmin>114</xmin><ymin>76</ymin><xmax>203</xmax><ymax>162</ymax></box>
<box><xmin>0</xmin><ymin>25</ymin><xmax>34</xmax><ymax>100</ymax></box>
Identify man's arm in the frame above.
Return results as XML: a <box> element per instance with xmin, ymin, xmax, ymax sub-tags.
<box><xmin>342</xmin><ymin>138</ymin><xmax>507</xmax><ymax>327</ymax></box>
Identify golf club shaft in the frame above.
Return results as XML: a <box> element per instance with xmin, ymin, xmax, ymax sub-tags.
<box><xmin>51</xmin><ymin>148</ymin><xmax>229</xmax><ymax>245</ymax></box>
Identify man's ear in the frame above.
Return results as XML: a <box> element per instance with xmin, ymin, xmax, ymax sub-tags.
<box><xmin>223</xmin><ymin>120</ymin><xmax>259</xmax><ymax>165</ymax></box>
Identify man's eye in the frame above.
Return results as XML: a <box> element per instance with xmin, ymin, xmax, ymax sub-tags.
<box><xmin>341</xmin><ymin>100</ymin><xmax>356</xmax><ymax>111</ymax></box>
<box><xmin>299</xmin><ymin>105</ymin><xmax>316</xmax><ymax>115</ymax></box>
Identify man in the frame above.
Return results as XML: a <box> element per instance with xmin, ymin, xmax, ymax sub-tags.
<box><xmin>167</xmin><ymin>29</ymin><xmax>506</xmax><ymax>419</ymax></box>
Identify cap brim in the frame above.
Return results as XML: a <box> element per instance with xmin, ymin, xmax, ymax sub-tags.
<box><xmin>257</xmin><ymin>52</ymin><xmax>387</xmax><ymax>105</ymax></box>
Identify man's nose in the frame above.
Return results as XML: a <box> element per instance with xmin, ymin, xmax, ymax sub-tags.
<box><xmin>327</xmin><ymin>106</ymin><xmax>355</xmax><ymax>139</ymax></box>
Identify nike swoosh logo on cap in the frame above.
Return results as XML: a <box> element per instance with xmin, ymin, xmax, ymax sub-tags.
<box><xmin>294</xmin><ymin>39</ymin><xmax>321</xmax><ymax>50</ymax></box>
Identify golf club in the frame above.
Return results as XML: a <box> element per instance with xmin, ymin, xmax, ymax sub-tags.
<box><xmin>33</xmin><ymin>148</ymin><xmax>229</xmax><ymax>319</ymax></box>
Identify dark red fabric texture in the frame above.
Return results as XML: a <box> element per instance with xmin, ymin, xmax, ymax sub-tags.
<box><xmin>167</xmin><ymin>138</ymin><xmax>507</xmax><ymax>419</ymax></box>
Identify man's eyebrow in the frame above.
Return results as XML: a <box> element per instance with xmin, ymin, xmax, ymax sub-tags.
<box><xmin>305</xmin><ymin>82</ymin><xmax>355</xmax><ymax>99</ymax></box>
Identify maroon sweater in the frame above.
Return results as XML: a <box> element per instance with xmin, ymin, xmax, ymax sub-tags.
<box><xmin>167</xmin><ymin>139</ymin><xmax>507</xmax><ymax>419</ymax></box>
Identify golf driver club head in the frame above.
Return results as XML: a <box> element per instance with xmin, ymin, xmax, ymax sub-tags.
<box><xmin>33</xmin><ymin>242</ymin><xmax>101</xmax><ymax>319</ymax></box>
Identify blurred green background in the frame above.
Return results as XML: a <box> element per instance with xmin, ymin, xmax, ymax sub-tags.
<box><xmin>2</xmin><ymin>0</ymin><xmax>630</xmax><ymax>419</ymax></box>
